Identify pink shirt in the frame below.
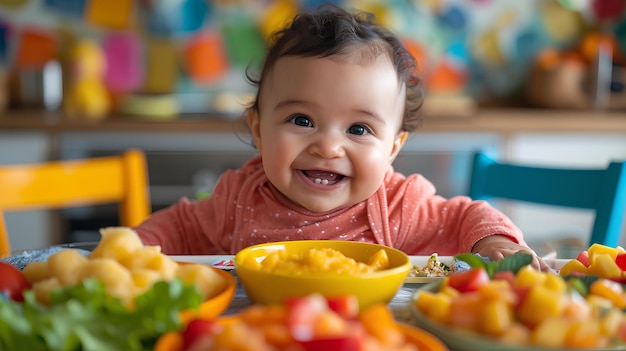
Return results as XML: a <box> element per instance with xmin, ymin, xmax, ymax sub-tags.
<box><xmin>137</xmin><ymin>156</ymin><xmax>525</xmax><ymax>255</ymax></box>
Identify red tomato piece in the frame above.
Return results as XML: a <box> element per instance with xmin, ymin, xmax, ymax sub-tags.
<box><xmin>447</xmin><ymin>267</ymin><xmax>490</xmax><ymax>293</ymax></box>
<box><xmin>298</xmin><ymin>335</ymin><xmax>362</xmax><ymax>351</ymax></box>
<box><xmin>577</xmin><ymin>251</ymin><xmax>591</xmax><ymax>267</ymax></box>
<box><xmin>326</xmin><ymin>296</ymin><xmax>359</xmax><ymax>319</ymax></box>
<box><xmin>182</xmin><ymin>319</ymin><xmax>219</xmax><ymax>350</ymax></box>
<box><xmin>615</xmin><ymin>253</ymin><xmax>626</xmax><ymax>271</ymax></box>
<box><xmin>0</xmin><ymin>262</ymin><xmax>30</xmax><ymax>302</ymax></box>
<box><xmin>512</xmin><ymin>285</ymin><xmax>531</xmax><ymax>309</ymax></box>
<box><xmin>492</xmin><ymin>270</ymin><xmax>516</xmax><ymax>286</ymax></box>
<box><xmin>287</xmin><ymin>294</ymin><xmax>329</xmax><ymax>341</ymax></box>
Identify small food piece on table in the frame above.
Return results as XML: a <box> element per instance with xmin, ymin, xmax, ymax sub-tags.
<box><xmin>409</xmin><ymin>253</ymin><xmax>457</xmax><ymax>278</ymax></box>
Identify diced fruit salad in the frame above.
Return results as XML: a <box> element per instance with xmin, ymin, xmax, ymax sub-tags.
<box><xmin>415</xmin><ymin>252</ymin><xmax>626</xmax><ymax>349</ymax></box>
<box><xmin>560</xmin><ymin>243</ymin><xmax>626</xmax><ymax>281</ymax></box>
<box><xmin>155</xmin><ymin>294</ymin><xmax>420</xmax><ymax>351</ymax></box>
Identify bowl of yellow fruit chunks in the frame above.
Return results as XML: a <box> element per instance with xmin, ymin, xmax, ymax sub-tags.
<box><xmin>410</xmin><ymin>253</ymin><xmax>626</xmax><ymax>351</ymax></box>
<box><xmin>559</xmin><ymin>243</ymin><xmax>626</xmax><ymax>282</ymax></box>
<box><xmin>1</xmin><ymin>227</ymin><xmax>236</xmax><ymax>350</ymax></box>
<box><xmin>234</xmin><ymin>240</ymin><xmax>412</xmax><ymax>309</ymax></box>
<box><xmin>22</xmin><ymin>227</ymin><xmax>235</xmax><ymax>318</ymax></box>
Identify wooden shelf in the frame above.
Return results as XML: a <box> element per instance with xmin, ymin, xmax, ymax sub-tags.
<box><xmin>0</xmin><ymin>110</ymin><xmax>247</xmax><ymax>133</ymax></box>
<box><xmin>1</xmin><ymin>108</ymin><xmax>626</xmax><ymax>133</ymax></box>
<box><xmin>421</xmin><ymin>108</ymin><xmax>626</xmax><ymax>133</ymax></box>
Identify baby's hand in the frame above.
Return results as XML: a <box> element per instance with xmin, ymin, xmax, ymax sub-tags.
<box><xmin>472</xmin><ymin>235</ymin><xmax>550</xmax><ymax>272</ymax></box>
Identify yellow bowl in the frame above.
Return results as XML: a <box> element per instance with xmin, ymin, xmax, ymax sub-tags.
<box><xmin>234</xmin><ymin>240</ymin><xmax>411</xmax><ymax>309</ymax></box>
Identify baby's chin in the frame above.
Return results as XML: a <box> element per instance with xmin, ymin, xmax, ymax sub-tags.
<box><xmin>273</xmin><ymin>183</ymin><xmax>371</xmax><ymax>213</ymax></box>
<box><xmin>286</xmin><ymin>195</ymin><xmax>362</xmax><ymax>214</ymax></box>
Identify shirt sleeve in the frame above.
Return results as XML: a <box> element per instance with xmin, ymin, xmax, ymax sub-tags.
<box><xmin>135</xmin><ymin>168</ymin><xmax>243</xmax><ymax>255</ymax></box>
<box><xmin>387</xmin><ymin>173</ymin><xmax>526</xmax><ymax>255</ymax></box>
<box><xmin>134</xmin><ymin>197</ymin><xmax>205</xmax><ymax>254</ymax></box>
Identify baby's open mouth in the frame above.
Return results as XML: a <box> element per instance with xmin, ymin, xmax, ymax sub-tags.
<box><xmin>301</xmin><ymin>170</ymin><xmax>345</xmax><ymax>185</ymax></box>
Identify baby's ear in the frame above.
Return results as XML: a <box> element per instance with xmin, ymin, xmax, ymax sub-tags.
<box><xmin>390</xmin><ymin>131</ymin><xmax>408</xmax><ymax>161</ymax></box>
<box><xmin>247</xmin><ymin>109</ymin><xmax>262</xmax><ymax>151</ymax></box>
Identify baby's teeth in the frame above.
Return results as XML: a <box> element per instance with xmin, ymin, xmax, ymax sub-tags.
<box><xmin>314</xmin><ymin>178</ymin><xmax>329</xmax><ymax>185</ymax></box>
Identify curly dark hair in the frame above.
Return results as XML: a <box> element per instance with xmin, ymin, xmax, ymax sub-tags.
<box><xmin>245</xmin><ymin>4</ymin><xmax>424</xmax><ymax>133</ymax></box>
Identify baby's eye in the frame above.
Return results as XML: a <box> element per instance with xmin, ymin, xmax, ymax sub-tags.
<box><xmin>347</xmin><ymin>124</ymin><xmax>370</xmax><ymax>136</ymax></box>
<box><xmin>289</xmin><ymin>115</ymin><xmax>313</xmax><ymax>127</ymax></box>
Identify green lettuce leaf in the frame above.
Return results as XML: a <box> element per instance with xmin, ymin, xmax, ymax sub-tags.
<box><xmin>454</xmin><ymin>252</ymin><xmax>534</xmax><ymax>278</ymax></box>
<box><xmin>0</xmin><ymin>278</ymin><xmax>203</xmax><ymax>351</ymax></box>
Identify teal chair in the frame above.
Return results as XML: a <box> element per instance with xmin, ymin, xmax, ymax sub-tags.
<box><xmin>468</xmin><ymin>152</ymin><xmax>626</xmax><ymax>248</ymax></box>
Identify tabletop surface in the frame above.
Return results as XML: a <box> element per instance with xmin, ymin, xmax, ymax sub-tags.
<box><xmin>223</xmin><ymin>269</ymin><xmax>421</xmax><ymax>324</ymax></box>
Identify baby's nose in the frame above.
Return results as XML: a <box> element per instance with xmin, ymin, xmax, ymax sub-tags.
<box><xmin>308</xmin><ymin>133</ymin><xmax>346</xmax><ymax>158</ymax></box>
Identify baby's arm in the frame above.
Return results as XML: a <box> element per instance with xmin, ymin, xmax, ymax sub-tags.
<box><xmin>472</xmin><ymin>234</ymin><xmax>549</xmax><ymax>271</ymax></box>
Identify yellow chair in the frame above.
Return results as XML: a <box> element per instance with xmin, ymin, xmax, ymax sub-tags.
<box><xmin>0</xmin><ymin>149</ymin><xmax>151</xmax><ymax>257</ymax></box>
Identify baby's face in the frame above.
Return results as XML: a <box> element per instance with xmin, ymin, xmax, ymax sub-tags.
<box><xmin>249</xmin><ymin>55</ymin><xmax>406</xmax><ymax>213</ymax></box>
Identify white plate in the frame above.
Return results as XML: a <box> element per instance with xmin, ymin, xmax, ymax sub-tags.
<box><xmin>169</xmin><ymin>255</ymin><xmax>236</xmax><ymax>270</ymax></box>
<box><xmin>545</xmin><ymin>258</ymin><xmax>569</xmax><ymax>273</ymax></box>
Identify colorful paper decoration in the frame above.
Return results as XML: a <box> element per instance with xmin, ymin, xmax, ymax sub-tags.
<box><xmin>102</xmin><ymin>32</ymin><xmax>143</xmax><ymax>93</ymax></box>
<box><xmin>183</xmin><ymin>30</ymin><xmax>229</xmax><ymax>84</ymax></box>
<box><xmin>438</xmin><ymin>4</ymin><xmax>467</xmax><ymax>30</ymax></box>
<box><xmin>221</xmin><ymin>18</ymin><xmax>265</xmax><ymax>68</ymax></box>
<box><xmin>402</xmin><ymin>38</ymin><xmax>428</xmax><ymax>74</ymax></box>
<box><xmin>259</xmin><ymin>0</ymin><xmax>298</xmax><ymax>41</ymax></box>
<box><xmin>427</xmin><ymin>58</ymin><xmax>468</xmax><ymax>94</ymax></box>
<box><xmin>350</xmin><ymin>2</ymin><xmax>393</xmax><ymax>28</ymax></box>
<box><xmin>85</xmin><ymin>0</ymin><xmax>133</xmax><ymax>29</ymax></box>
<box><xmin>0</xmin><ymin>22</ymin><xmax>9</xmax><ymax>63</ymax></box>
<box><xmin>301</xmin><ymin>0</ymin><xmax>341</xmax><ymax>11</ymax></box>
<box><xmin>16</xmin><ymin>28</ymin><xmax>57</xmax><ymax>68</ymax></box>
<box><xmin>143</xmin><ymin>38</ymin><xmax>178</xmax><ymax>93</ymax></box>
<box><xmin>44</xmin><ymin>0</ymin><xmax>87</xmax><ymax>18</ymax></box>
<box><xmin>539</xmin><ymin>0</ymin><xmax>584</xmax><ymax>43</ymax></box>
<box><xmin>0</xmin><ymin>0</ymin><xmax>28</xmax><ymax>9</ymax></box>
<box><xmin>141</xmin><ymin>0</ymin><xmax>177</xmax><ymax>37</ymax></box>
<box><xmin>180</xmin><ymin>0</ymin><xmax>210</xmax><ymax>33</ymax></box>
<box><xmin>591</xmin><ymin>0</ymin><xmax>626</xmax><ymax>22</ymax></box>
<box><xmin>513</xmin><ymin>28</ymin><xmax>544</xmax><ymax>64</ymax></box>
<box><xmin>556</xmin><ymin>0</ymin><xmax>587</xmax><ymax>11</ymax></box>
<box><xmin>475</xmin><ymin>28</ymin><xmax>505</xmax><ymax>66</ymax></box>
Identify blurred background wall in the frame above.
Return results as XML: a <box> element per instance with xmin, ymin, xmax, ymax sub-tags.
<box><xmin>0</xmin><ymin>0</ymin><xmax>624</xmax><ymax>113</ymax></box>
<box><xmin>0</xmin><ymin>0</ymin><xmax>625</xmax><ymax>253</ymax></box>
